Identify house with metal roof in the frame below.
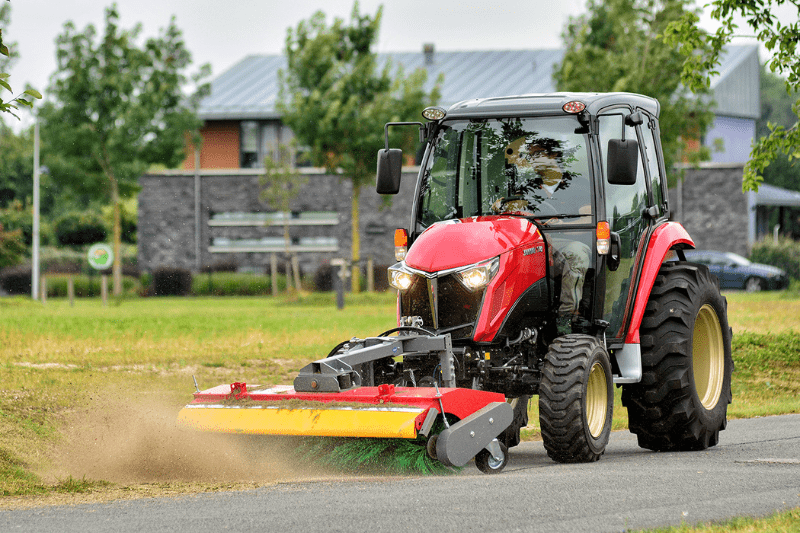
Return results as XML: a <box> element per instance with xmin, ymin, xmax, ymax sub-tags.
<box><xmin>182</xmin><ymin>45</ymin><xmax>760</xmax><ymax>170</ymax></box>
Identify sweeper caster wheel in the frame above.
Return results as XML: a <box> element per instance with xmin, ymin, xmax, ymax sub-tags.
<box><xmin>426</xmin><ymin>434</ymin><xmax>439</xmax><ymax>460</ymax></box>
<box><xmin>475</xmin><ymin>441</ymin><xmax>508</xmax><ymax>474</ymax></box>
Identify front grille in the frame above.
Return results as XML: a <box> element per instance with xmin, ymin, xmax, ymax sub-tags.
<box><xmin>400</xmin><ymin>273</ymin><xmax>484</xmax><ymax>339</ymax></box>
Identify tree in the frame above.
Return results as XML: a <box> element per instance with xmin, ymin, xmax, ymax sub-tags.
<box><xmin>555</xmin><ymin>0</ymin><xmax>714</xmax><ymax>176</ymax></box>
<box><xmin>757</xmin><ymin>66</ymin><xmax>800</xmax><ymax>192</ymax></box>
<box><xmin>39</xmin><ymin>4</ymin><xmax>210</xmax><ymax>294</ymax></box>
<box><xmin>259</xmin><ymin>144</ymin><xmax>307</xmax><ymax>292</ymax></box>
<box><xmin>663</xmin><ymin>0</ymin><xmax>800</xmax><ymax>191</ymax></box>
<box><xmin>0</xmin><ymin>122</ymin><xmax>33</xmax><ymax>207</ymax></box>
<box><xmin>279</xmin><ymin>3</ymin><xmax>440</xmax><ymax>292</ymax></box>
<box><xmin>0</xmin><ymin>2</ymin><xmax>41</xmax><ymax>118</ymax></box>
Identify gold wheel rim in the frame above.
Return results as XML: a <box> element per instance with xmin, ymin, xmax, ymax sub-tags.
<box><xmin>693</xmin><ymin>304</ymin><xmax>725</xmax><ymax>410</ymax></box>
<box><xmin>586</xmin><ymin>361</ymin><xmax>608</xmax><ymax>438</ymax></box>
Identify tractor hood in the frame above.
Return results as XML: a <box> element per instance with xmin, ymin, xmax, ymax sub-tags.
<box><xmin>405</xmin><ymin>217</ymin><xmax>542</xmax><ymax>273</ymax></box>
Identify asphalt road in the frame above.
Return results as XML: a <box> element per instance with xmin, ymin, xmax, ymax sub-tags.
<box><xmin>2</xmin><ymin>414</ymin><xmax>799</xmax><ymax>533</ymax></box>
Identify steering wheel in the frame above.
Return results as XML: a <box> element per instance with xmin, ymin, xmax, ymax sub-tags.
<box><xmin>532</xmin><ymin>199</ymin><xmax>559</xmax><ymax>216</ymax></box>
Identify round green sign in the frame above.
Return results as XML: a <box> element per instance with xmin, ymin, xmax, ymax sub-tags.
<box><xmin>88</xmin><ymin>243</ymin><xmax>114</xmax><ymax>270</ymax></box>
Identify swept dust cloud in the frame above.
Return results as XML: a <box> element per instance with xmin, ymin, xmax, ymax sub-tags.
<box><xmin>44</xmin><ymin>394</ymin><xmax>330</xmax><ymax>485</ymax></box>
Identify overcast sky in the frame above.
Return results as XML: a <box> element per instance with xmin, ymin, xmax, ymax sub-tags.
<box><xmin>5</xmin><ymin>1</ymin><xmax>585</xmax><ymax>99</ymax></box>
<box><xmin>3</xmin><ymin>0</ymin><xmax>794</xmax><ymax>128</ymax></box>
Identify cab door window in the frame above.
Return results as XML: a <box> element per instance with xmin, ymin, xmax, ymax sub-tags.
<box><xmin>598</xmin><ymin>112</ymin><xmax>650</xmax><ymax>338</ymax></box>
<box><xmin>641</xmin><ymin>114</ymin><xmax>664</xmax><ymax>213</ymax></box>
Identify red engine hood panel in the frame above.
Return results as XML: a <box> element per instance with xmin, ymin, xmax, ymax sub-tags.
<box><xmin>405</xmin><ymin>217</ymin><xmax>541</xmax><ymax>272</ymax></box>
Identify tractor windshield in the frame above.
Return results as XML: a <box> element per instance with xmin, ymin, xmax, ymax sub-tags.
<box><xmin>417</xmin><ymin>116</ymin><xmax>592</xmax><ymax>228</ymax></box>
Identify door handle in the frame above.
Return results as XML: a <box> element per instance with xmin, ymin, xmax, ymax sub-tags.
<box><xmin>608</xmin><ymin>232</ymin><xmax>621</xmax><ymax>272</ymax></box>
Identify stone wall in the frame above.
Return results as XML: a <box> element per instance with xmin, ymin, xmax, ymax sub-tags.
<box><xmin>669</xmin><ymin>163</ymin><xmax>749</xmax><ymax>257</ymax></box>
<box><xmin>138</xmin><ymin>169</ymin><xmax>418</xmax><ymax>275</ymax></box>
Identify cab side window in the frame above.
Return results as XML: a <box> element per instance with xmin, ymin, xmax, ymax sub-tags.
<box><xmin>641</xmin><ymin>114</ymin><xmax>664</xmax><ymax>213</ymax></box>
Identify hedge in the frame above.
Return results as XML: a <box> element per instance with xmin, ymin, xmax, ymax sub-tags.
<box><xmin>192</xmin><ymin>272</ymin><xmax>288</xmax><ymax>296</ymax></box>
<box><xmin>749</xmin><ymin>238</ymin><xmax>800</xmax><ymax>282</ymax></box>
<box><xmin>42</xmin><ymin>274</ymin><xmax>141</xmax><ymax>297</ymax></box>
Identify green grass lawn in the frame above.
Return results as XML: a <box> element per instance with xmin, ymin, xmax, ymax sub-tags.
<box><xmin>0</xmin><ymin>288</ymin><xmax>798</xmax><ymax>530</ymax></box>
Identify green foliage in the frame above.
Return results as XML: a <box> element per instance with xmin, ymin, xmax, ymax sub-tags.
<box><xmin>0</xmin><ymin>223</ymin><xmax>26</xmax><ymax>268</ymax></box>
<box><xmin>0</xmin><ymin>123</ymin><xmax>34</xmax><ymax>208</ymax></box>
<box><xmin>0</xmin><ymin>4</ymin><xmax>42</xmax><ymax>119</ymax></box>
<box><xmin>100</xmin><ymin>197</ymin><xmax>137</xmax><ymax>244</ymax></box>
<box><xmin>53</xmin><ymin>210</ymin><xmax>107</xmax><ymax>247</ymax></box>
<box><xmin>756</xmin><ymin>67</ymin><xmax>800</xmax><ymax>192</ymax></box>
<box><xmin>749</xmin><ymin>238</ymin><xmax>800</xmax><ymax>281</ymax></box>
<box><xmin>52</xmin><ymin>475</ymin><xmax>112</xmax><ymax>494</ymax></box>
<box><xmin>663</xmin><ymin>0</ymin><xmax>800</xmax><ymax>192</ymax></box>
<box><xmin>0</xmin><ymin>199</ymin><xmax>32</xmax><ymax>245</ymax></box>
<box><xmin>43</xmin><ymin>274</ymin><xmax>140</xmax><ymax>298</ymax></box>
<box><xmin>260</xmin><ymin>144</ymin><xmax>307</xmax><ymax>288</ymax></box>
<box><xmin>39</xmin><ymin>4</ymin><xmax>210</xmax><ymax>291</ymax></box>
<box><xmin>555</xmin><ymin>0</ymin><xmax>714</xmax><ymax>174</ymax></box>
<box><xmin>192</xmin><ymin>272</ymin><xmax>285</xmax><ymax>296</ymax></box>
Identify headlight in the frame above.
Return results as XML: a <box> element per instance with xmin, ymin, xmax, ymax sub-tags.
<box><xmin>388</xmin><ymin>268</ymin><xmax>415</xmax><ymax>291</ymax></box>
<box><xmin>456</xmin><ymin>258</ymin><xmax>499</xmax><ymax>291</ymax></box>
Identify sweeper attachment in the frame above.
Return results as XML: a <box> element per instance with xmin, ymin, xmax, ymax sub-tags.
<box><xmin>179</xmin><ymin>330</ymin><xmax>514</xmax><ymax>473</ymax></box>
<box><xmin>180</xmin><ymin>92</ymin><xmax>733</xmax><ymax>474</ymax></box>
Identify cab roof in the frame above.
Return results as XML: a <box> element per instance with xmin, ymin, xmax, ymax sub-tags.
<box><xmin>444</xmin><ymin>92</ymin><xmax>660</xmax><ymax>119</ymax></box>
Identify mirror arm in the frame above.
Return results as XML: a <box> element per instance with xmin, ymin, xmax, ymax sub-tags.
<box><xmin>383</xmin><ymin>122</ymin><xmax>425</xmax><ymax>150</ymax></box>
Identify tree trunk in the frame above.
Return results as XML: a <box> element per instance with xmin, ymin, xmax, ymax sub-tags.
<box><xmin>350</xmin><ymin>184</ymin><xmax>361</xmax><ymax>294</ymax></box>
<box><xmin>111</xmin><ymin>179</ymin><xmax>122</xmax><ymax>296</ymax></box>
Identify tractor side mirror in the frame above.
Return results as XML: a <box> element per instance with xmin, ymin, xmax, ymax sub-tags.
<box><xmin>376</xmin><ymin>149</ymin><xmax>403</xmax><ymax>194</ymax></box>
<box><xmin>607</xmin><ymin>139</ymin><xmax>639</xmax><ymax>186</ymax></box>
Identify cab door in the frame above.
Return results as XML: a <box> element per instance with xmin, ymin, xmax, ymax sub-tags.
<box><xmin>597</xmin><ymin>110</ymin><xmax>654</xmax><ymax>340</ymax></box>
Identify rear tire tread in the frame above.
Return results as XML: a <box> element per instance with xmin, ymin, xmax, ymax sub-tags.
<box><xmin>622</xmin><ymin>261</ymin><xmax>733</xmax><ymax>452</ymax></box>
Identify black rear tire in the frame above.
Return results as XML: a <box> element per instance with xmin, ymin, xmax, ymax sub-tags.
<box><xmin>622</xmin><ymin>261</ymin><xmax>733</xmax><ymax>451</ymax></box>
<box><xmin>539</xmin><ymin>334</ymin><xmax>613</xmax><ymax>463</ymax></box>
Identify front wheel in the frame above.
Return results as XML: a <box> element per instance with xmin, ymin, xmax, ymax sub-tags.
<box><xmin>622</xmin><ymin>262</ymin><xmax>733</xmax><ymax>451</ymax></box>
<box><xmin>539</xmin><ymin>335</ymin><xmax>613</xmax><ymax>463</ymax></box>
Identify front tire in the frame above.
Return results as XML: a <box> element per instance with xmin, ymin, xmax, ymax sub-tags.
<box><xmin>539</xmin><ymin>335</ymin><xmax>613</xmax><ymax>463</ymax></box>
<box><xmin>622</xmin><ymin>262</ymin><xmax>733</xmax><ymax>451</ymax></box>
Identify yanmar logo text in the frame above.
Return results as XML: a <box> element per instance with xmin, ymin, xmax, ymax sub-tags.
<box><xmin>523</xmin><ymin>246</ymin><xmax>543</xmax><ymax>256</ymax></box>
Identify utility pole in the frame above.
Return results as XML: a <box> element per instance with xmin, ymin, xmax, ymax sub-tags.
<box><xmin>32</xmin><ymin>117</ymin><xmax>40</xmax><ymax>301</ymax></box>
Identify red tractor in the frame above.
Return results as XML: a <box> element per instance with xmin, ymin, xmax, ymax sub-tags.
<box><xmin>180</xmin><ymin>92</ymin><xmax>733</xmax><ymax>474</ymax></box>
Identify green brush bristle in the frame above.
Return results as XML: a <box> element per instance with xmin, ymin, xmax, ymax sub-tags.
<box><xmin>296</xmin><ymin>437</ymin><xmax>458</xmax><ymax>475</ymax></box>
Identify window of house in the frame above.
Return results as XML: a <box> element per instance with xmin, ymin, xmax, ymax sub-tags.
<box><xmin>240</xmin><ymin>121</ymin><xmax>307</xmax><ymax>168</ymax></box>
<box><xmin>240</xmin><ymin>121</ymin><xmax>259</xmax><ymax>168</ymax></box>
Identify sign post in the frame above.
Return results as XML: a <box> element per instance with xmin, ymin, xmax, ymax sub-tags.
<box><xmin>88</xmin><ymin>243</ymin><xmax>114</xmax><ymax>306</ymax></box>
